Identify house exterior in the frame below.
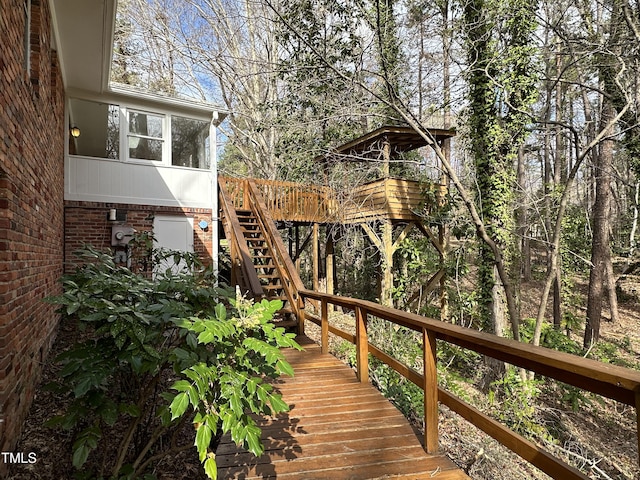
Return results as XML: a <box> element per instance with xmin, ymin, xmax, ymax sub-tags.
<box><xmin>0</xmin><ymin>0</ymin><xmax>223</xmax><ymax>456</ymax></box>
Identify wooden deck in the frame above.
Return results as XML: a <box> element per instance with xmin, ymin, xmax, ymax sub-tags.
<box><xmin>216</xmin><ymin>336</ymin><xmax>469</xmax><ymax>479</ymax></box>
<box><xmin>219</xmin><ymin>176</ymin><xmax>443</xmax><ymax>225</ymax></box>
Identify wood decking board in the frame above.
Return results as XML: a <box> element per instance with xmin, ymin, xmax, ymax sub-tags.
<box><xmin>216</xmin><ymin>336</ymin><xmax>470</xmax><ymax>479</ymax></box>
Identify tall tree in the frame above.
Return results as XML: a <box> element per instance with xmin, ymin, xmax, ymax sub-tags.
<box><xmin>461</xmin><ymin>0</ymin><xmax>538</xmax><ymax>339</ymax></box>
<box><xmin>274</xmin><ymin>0</ymin><xmax>369</xmax><ymax>181</ymax></box>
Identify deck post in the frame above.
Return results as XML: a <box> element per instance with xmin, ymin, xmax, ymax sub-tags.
<box><xmin>312</xmin><ymin>223</ymin><xmax>319</xmax><ymax>292</ymax></box>
<box><xmin>423</xmin><ymin>327</ymin><xmax>439</xmax><ymax>453</ymax></box>
<box><xmin>636</xmin><ymin>392</ymin><xmax>640</xmax><ymax>465</ymax></box>
<box><xmin>381</xmin><ymin>219</ymin><xmax>394</xmax><ymax>307</ymax></box>
<box><xmin>326</xmin><ymin>231</ymin><xmax>334</xmax><ymax>297</ymax></box>
<box><xmin>321</xmin><ymin>299</ymin><xmax>329</xmax><ymax>354</ymax></box>
<box><xmin>242</xmin><ymin>179</ymin><xmax>249</xmax><ymax>209</ymax></box>
<box><xmin>355</xmin><ymin>306</ymin><xmax>369</xmax><ymax>383</ymax></box>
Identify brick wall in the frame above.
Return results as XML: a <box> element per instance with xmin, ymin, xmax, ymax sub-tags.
<box><xmin>64</xmin><ymin>202</ymin><xmax>214</xmax><ymax>271</ymax></box>
<box><xmin>0</xmin><ymin>0</ymin><xmax>65</xmax><ymax>454</ymax></box>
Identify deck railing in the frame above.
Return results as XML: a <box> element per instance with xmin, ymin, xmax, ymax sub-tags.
<box><xmin>251</xmin><ymin>178</ymin><xmax>337</xmax><ymax>223</ymax></box>
<box><xmin>218</xmin><ymin>176</ymin><xmax>444</xmax><ymax>224</ymax></box>
<box><xmin>219</xmin><ymin>176</ymin><xmax>336</xmax><ymax>223</ymax></box>
<box><xmin>218</xmin><ymin>179</ymin><xmax>264</xmax><ymax>297</ymax></box>
<box><xmin>299</xmin><ymin>289</ymin><xmax>640</xmax><ymax>480</ymax></box>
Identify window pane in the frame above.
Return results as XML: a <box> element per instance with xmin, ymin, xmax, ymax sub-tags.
<box><xmin>69</xmin><ymin>98</ymin><xmax>120</xmax><ymax>159</ymax></box>
<box><xmin>129</xmin><ymin>111</ymin><xmax>163</xmax><ymax>138</ymax></box>
<box><xmin>129</xmin><ymin>137</ymin><xmax>163</xmax><ymax>161</ymax></box>
<box><xmin>171</xmin><ymin>116</ymin><xmax>210</xmax><ymax>169</ymax></box>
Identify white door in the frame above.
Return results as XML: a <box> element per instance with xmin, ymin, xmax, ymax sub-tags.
<box><xmin>153</xmin><ymin>215</ymin><xmax>194</xmax><ymax>275</ymax></box>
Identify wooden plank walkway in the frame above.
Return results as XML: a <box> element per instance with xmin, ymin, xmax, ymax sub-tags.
<box><xmin>216</xmin><ymin>336</ymin><xmax>470</xmax><ymax>479</ymax></box>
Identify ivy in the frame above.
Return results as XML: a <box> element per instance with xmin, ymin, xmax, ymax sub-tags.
<box><xmin>461</xmin><ymin>0</ymin><xmax>539</xmax><ymax>330</ymax></box>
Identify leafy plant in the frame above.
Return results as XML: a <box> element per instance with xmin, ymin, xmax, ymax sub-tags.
<box><xmin>488</xmin><ymin>367</ymin><xmax>551</xmax><ymax>442</ymax></box>
<box><xmin>47</xmin><ymin>245</ymin><xmax>300</xmax><ymax>479</ymax></box>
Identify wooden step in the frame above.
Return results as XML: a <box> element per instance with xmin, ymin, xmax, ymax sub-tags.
<box><xmin>251</xmin><ymin>254</ymin><xmax>273</xmax><ymax>259</ymax></box>
<box><xmin>258</xmin><ymin>273</ymin><xmax>280</xmax><ymax>279</ymax></box>
<box><xmin>254</xmin><ymin>262</ymin><xmax>276</xmax><ymax>269</ymax></box>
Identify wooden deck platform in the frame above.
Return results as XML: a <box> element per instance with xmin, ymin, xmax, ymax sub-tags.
<box><xmin>216</xmin><ymin>336</ymin><xmax>469</xmax><ymax>479</ymax></box>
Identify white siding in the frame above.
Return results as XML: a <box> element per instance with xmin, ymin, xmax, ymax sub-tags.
<box><xmin>65</xmin><ymin>156</ymin><xmax>213</xmax><ymax>208</ymax></box>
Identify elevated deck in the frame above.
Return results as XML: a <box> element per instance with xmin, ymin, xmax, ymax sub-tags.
<box><xmin>219</xmin><ymin>176</ymin><xmax>441</xmax><ymax>225</ymax></box>
<box><xmin>216</xmin><ymin>336</ymin><xmax>470</xmax><ymax>479</ymax></box>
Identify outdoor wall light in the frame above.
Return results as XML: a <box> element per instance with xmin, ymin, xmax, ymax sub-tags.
<box><xmin>70</xmin><ymin>126</ymin><xmax>81</xmax><ymax>138</ymax></box>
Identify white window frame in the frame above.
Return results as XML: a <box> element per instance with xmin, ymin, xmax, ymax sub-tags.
<box><xmin>122</xmin><ymin>107</ymin><xmax>170</xmax><ymax>165</ymax></box>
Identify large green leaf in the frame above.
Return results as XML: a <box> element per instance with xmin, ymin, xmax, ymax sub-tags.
<box><xmin>203</xmin><ymin>456</ymin><xmax>217</xmax><ymax>479</ymax></box>
<box><xmin>195</xmin><ymin>423</ymin><xmax>213</xmax><ymax>460</ymax></box>
<box><xmin>72</xmin><ymin>443</ymin><xmax>90</xmax><ymax>468</ymax></box>
<box><xmin>169</xmin><ymin>392</ymin><xmax>190</xmax><ymax>420</ymax></box>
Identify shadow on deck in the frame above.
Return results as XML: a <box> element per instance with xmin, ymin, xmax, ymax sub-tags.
<box><xmin>216</xmin><ymin>336</ymin><xmax>470</xmax><ymax>479</ymax></box>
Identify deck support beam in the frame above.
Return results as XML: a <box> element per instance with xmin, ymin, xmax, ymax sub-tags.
<box><xmin>326</xmin><ymin>231</ymin><xmax>334</xmax><ymax>296</ymax></box>
<box><xmin>361</xmin><ymin>221</ymin><xmax>417</xmax><ymax>308</ymax></box>
<box><xmin>312</xmin><ymin>223</ymin><xmax>319</xmax><ymax>292</ymax></box>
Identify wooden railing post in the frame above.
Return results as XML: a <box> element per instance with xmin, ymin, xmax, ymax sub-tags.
<box><xmin>636</xmin><ymin>392</ymin><xmax>640</xmax><ymax>466</ymax></box>
<box><xmin>423</xmin><ymin>327</ymin><xmax>439</xmax><ymax>453</ymax></box>
<box><xmin>355</xmin><ymin>307</ymin><xmax>369</xmax><ymax>383</ymax></box>
<box><xmin>321</xmin><ymin>299</ymin><xmax>329</xmax><ymax>354</ymax></box>
<box><xmin>242</xmin><ymin>179</ymin><xmax>249</xmax><ymax>209</ymax></box>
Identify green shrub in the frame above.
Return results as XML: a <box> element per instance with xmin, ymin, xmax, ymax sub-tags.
<box><xmin>488</xmin><ymin>367</ymin><xmax>551</xmax><ymax>442</ymax></box>
<box><xmin>47</xmin><ymin>246</ymin><xmax>300</xmax><ymax>479</ymax></box>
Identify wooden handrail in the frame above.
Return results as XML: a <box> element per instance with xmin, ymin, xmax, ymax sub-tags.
<box><xmin>246</xmin><ymin>180</ymin><xmax>306</xmax><ymax>325</ymax></box>
<box><xmin>299</xmin><ymin>288</ymin><xmax>640</xmax><ymax>480</ymax></box>
<box><xmin>218</xmin><ymin>179</ymin><xmax>264</xmax><ymax>298</ymax></box>
<box><xmin>219</xmin><ymin>175</ymin><xmax>445</xmax><ymax>224</ymax></box>
<box><xmin>251</xmin><ymin>178</ymin><xmax>336</xmax><ymax>223</ymax></box>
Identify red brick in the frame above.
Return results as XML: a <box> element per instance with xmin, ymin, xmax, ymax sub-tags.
<box><xmin>0</xmin><ymin>0</ymin><xmax>64</xmax><ymax>454</ymax></box>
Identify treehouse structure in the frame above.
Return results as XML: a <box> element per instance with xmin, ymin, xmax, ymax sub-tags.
<box><xmin>219</xmin><ymin>125</ymin><xmax>455</xmax><ymax>312</ymax></box>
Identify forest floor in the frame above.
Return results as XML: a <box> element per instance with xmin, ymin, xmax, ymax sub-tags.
<box><xmin>6</xmin><ymin>275</ymin><xmax>640</xmax><ymax>479</ymax></box>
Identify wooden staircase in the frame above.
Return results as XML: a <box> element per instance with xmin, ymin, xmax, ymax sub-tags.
<box><xmin>219</xmin><ymin>177</ymin><xmax>305</xmax><ymax>329</ymax></box>
<box><xmin>235</xmin><ymin>208</ymin><xmax>294</xmax><ymax>318</ymax></box>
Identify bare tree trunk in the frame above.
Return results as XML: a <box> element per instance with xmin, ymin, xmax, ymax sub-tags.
<box><xmin>552</xmin><ymin>51</ymin><xmax>566</xmax><ymax>329</ymax></box>
<box><xmin>630</xmin><ymin>182</ymin><xmax>639</xmax><ymax>256</ymax></box>
<box><xmin>606</xmin><ymin>256</ymin><xmax>620</xmax><ymax>323</ymax></box>
<box><xmin>584</xmin><ymin>99</ymin><xmax>615</xmax><ymax>347</ymax></box>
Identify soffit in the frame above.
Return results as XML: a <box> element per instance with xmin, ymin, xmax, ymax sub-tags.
<box><xmin>50</xmin><ymin>0</ymin><xmax>116</xmax><ymax>93</ymax></box>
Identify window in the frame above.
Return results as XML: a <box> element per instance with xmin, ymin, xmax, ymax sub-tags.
<box><xmin>68</xmin><ymin>98</ymin><xmax>120</xmax><ymax>159</ymax></box>
<box><xmin>128</xmin><ymin>110</ymin><xmax>164</xmax><ymax>162</ymax></box>
<box><xmin>68</xmin><ymin>98</ymin><xmax>212</xmax><ymax>169</ymax></box>
<box><xmin>171</xmin><ymin>115</ymin><xmax>210</xmax><ymax>169</ymax></box>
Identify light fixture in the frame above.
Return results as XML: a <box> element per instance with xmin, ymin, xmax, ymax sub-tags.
<box><xmin>70</xmin><ymin>126</ymin><xmax>81</xmax><ymax>138</ymax></box>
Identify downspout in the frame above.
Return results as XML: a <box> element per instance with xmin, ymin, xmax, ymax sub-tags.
<box><xmin>210</xmin><ymin>112</ymin><xmax>220</xmax><ymax>282</ymax></box>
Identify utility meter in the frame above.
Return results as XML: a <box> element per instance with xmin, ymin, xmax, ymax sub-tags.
<box><xmin>111</xmin><ymin>225</ymin><xmax>135</xmax><ymax>246</ymax></box>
